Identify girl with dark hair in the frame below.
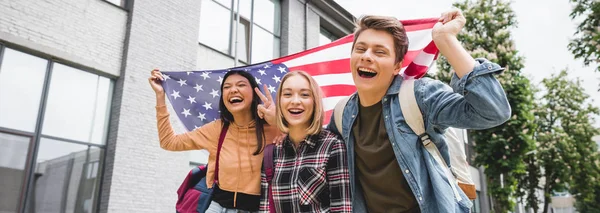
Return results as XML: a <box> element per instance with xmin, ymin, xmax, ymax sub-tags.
<box><xmin>149</xmin><ymin>69</ymin><xmax>280</xmax><ymax>213</ymax></box>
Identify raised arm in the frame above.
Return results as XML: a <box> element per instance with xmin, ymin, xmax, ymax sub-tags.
<box><xmin>150</xmin><ymin>68</ymin><xmax>218</xmax><ymax>151</ymax></box>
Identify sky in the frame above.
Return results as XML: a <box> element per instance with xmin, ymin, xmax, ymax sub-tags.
<box><xmin>334</xmin><ymin>0</ymin><xmax>600</xmax><ymax>127</ymax></box>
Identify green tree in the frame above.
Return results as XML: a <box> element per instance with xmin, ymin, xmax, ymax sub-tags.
<box><xmin>568</xmin><ymin>0</ymin><xmax>600</xmax><ymax>75</ymax></box>
<box><xmin>554</xmin><ymin>70</ymin><xmax>600</xmax><ymax>212</ymax></box>
<box><xmin>533</xmin><ymin>70</ymin><xmax>581</xmax><ymax>213</ymax></box>
<box><xmin>433</xmin><ymin>0</ymin><xmax>537</xmax><ymax>212</ymax></box>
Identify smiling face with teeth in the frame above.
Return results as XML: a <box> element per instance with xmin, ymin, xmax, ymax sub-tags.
<box><xmin>350</xmin><ymin>28</ymin><xmax>403</xmax><ymax>105</ymax></box>
<box><xmin>279</xmin><ymin>75</ymin><xmax>314</xmax><ymax>130</ymax></box>
<box><xmin>222</xmin><ymin>74</ymin><xmax>254</xmax><ymax>115</ymax></box>
<box><xmin>275</xmin><ymin>71</ymin><xmax>324</xmax><ymax>136</ymax></box>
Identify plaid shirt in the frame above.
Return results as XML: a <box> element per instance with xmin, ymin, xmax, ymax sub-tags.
<box><xmin>260</xmin><ymin>130</ymin><xmax>352</xmax><ymax>213</ymax></box>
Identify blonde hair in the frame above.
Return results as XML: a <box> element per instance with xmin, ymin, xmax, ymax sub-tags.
<box><xmin>275</xmin><ymin>71</ymin><xmax>324</xmax><ymax>135</ymax></box>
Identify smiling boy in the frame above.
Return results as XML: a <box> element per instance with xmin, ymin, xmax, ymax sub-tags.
<box><xmin>328</xmin><ymin>9</ymin><xmax>511</xmax><ymax>213</ymax></box>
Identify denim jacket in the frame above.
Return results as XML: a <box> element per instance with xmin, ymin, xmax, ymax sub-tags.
<box><xmin>327</xmin><ymin>58</ymin><xmax>511</xmax><ymax>212</ymax></box>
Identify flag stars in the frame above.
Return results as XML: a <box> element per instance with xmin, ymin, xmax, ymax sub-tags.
<box><xmin>186</xmin><ymin>71</ymin><xmax>193</xmax><ymax>75</ymax></box>
<box><xmin>264</xmin><ymin>64</ymin><xmax>271</xmax><ymax>69</ymax></box>
<box><xmin>272</xmin><ymin>75</ymin><xmax>281</xmax><ymax>83</ymax></box>
<box><xmin>201</xmin><ymin>72</ymin><xmax>211</xmax><ymax>80</ymax></box>
<box><xmin>255</xmin><ymin>77</ymin><xmax>262</xmax><ymax>85</ymax></box>
<box><xmin>210</xmin><ymin>89</ymin><xmax>220</xmax><ymax>98</ymax></box>
<box><xmin>258</xmin><ymin>69</ymin><xmax>266</xmax><ymax>75</ymax></box>
<box><xmin>278</xmin><ymin>66</ymin><xmax>287</xmax><ymax>73</ymax></box>
<box><xmin>181</xmin><ymin>108</ymin><xmax>191</xmax><ymax>117</ymax></box>
<box><xmin>267</xmin><ymin>85</ymin><xmax>276</xmax><ymax>93</ymax></box>
<box><xmin>187</xmin><ymin>96</ymin><xmax>196</xmax><ymax>104</ymax></box>
<box><xmin>170</xmin><ymin>90</ymin><xmax>181</xmax><ymax>100</ymax></box>
<box><xmin>198</xmin><ymin>112</ymin><xmax>206</xmax><ymax>121</ymax></box>
<box><xmin>217</xmin><ymin>76</ymin><xmax>223</xmax><ymax>84</ymax></box>
<box><xmin>203</xmin><ymin>102</ymin><xmax>213</xmax><ymax>110</ymax></box>
<box><xmin>162</xmin><ymin>74</ymin><xmax>171</xmax><ymax>80</ymax></box>
<box><xmin>194</xmin><ymin>84</ymin><xmax>204</xmax><ymax>92</ymax></box>
<box><xmin>177</xmin><ymin>79</ymin><xmax>187</xmax><ymax>86</ymax></box>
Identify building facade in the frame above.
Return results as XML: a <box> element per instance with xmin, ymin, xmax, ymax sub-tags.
<box><xmin>0</xmin><ymin>0</ymin><xmax>354</xmax><ymax>212</ymax></box>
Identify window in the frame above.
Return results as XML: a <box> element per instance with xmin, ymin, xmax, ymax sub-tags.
<box><xmin>41</xmin><ymin>63</ymin><xmax>112</xmax><ymax>145</ymax></box>
<box><xmin>199</xmin><ymin>0</ymin><xmax>281</xmax><ymax>63</ymax></box>
<box><xmin>34</xmin><ymin>138</ymin><xmax>104</xmax><ymax>213</ymax></box>
<box><xmin>319</xmin><ymin>27</ymin><xmax>340</xmax><ymax>46</ymax></box>
<box><xmin>0</xmin><ymin>46</ymin><xmax>113</xmax><ymax>213</ymax></box>
<box><xmin>0</xmin><ymin>48</ymin><xmax>47</xmax><ymax>132</ymax></box>
<box><xmin>466</xmin><ymin>130</ymin><xmax>477</xmax><ymax>165</ymax></box>
<box><xmin>471</xmin><ymin>191</ymin><xmax>482</xmax><ymax>213</ymax></box>
<box><xmin>0</xmin><ymin>132</ymin><xmax>31</xmax><ymax>213</ymax></box>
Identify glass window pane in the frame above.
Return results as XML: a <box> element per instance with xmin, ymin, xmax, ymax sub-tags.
<box><xmin>231</xmin><ymin>18</ymin><xmax>250</xmax><ymax>62</ymax></box>
<box><xmin>42</xmin><ymin>63</ymin><xmax>100</xmax><ymax>143</ymax></box>
<box><xmin>319</xmin><ymin>34</ymin><xmax>332</xmax><ymax>46</ymax></box>
<box><xmin>0</xmin><ymin>132</ymin><xmax>30</xmax><ymax>213</ymax></box>
<box><xmin>251</xmin><ymin>26</ymin><xmax>280</xmax><ymax>63</ymax></box>
<box><xmin>0</xmin><ymin>48</ymin><xmax>48</xmax><ymax>132</ymax></box>
<box><xmin>253</xmin><ymin>0</ymin><xmax>280</xmax><ymax>35</ymax></box>
<box><xmin>33</xmin><ymin>137</ymin><xmax>103</xmax><ymax>213</ymax></box>
<box><xmin>90</xmin><ymin>77</ymin><xmax>112</xmax><ymax>145</ymax></box>
<box><xmin>233</xmin><ymin>0</ymin><xmax>252</xmax><ymax>20</ymax></box>
<box><xmin>199</xmin><ymin>0</ymin><xmax>232</xmax><ymax>54</ymax></box>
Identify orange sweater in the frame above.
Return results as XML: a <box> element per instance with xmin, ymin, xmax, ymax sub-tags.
<box><xmin>156</xmin><ymin>105</ymin><xmax>278</xmax><ymax>196</ymax></box>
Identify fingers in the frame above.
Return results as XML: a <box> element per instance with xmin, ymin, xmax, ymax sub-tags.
<box><xmin>440</xmin><ymin>8</ymin><xmax>462</xmax><ymax>24</ymax></box>
<box><xmin>150</xmin><ymin>68</ymin><xmax>164</xmax><ymax>81</ymax></box>
<box><xmin>262</xmin><ymin>84</ymin><xmax>273</xmax><ymax>102</ymax></box>
<box><xmin>257</xmin><ymin>105</ymin><xmax>267</xmax><ymax>119</ymax></box>
<box><xmin>272</xmin><ymin>134</ymin><xmax>286</xmax><ymax>145</ymax></box>
<box><xmin>254</xmin><ymin>87</ymin><xmax>270</xmax><ymax>105</ymax></box>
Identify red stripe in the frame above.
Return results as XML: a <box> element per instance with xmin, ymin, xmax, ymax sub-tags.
<box><xmin>401</xmin><ymin>50</ymin><xmax>420</xmax><ymax>67</ymax></box>
<box><xmin>288</xmin><ymin>59</ymin><xmax>350</xmax><ymax>76</ymax></box>
<box><xmin>423</xmin><ymin>41</ymin><xmax>438</xmax><ymax>54</ymax></box>
<box><xmin>403</xmin><ymin>63</ymin><xmax>430</xmax><ymax>78</ymax></box>
<box><xmin>320</xmin><ymin>85</ymin><xmax>356</xmax><ymax>97</ymax></box>
<box><xmin>400</xmin><ymin>17</ymin><xmax>439</xmax><ymax>26</ymax></box>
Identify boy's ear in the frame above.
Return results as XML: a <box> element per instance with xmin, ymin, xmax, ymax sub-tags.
<box><xmin>393</xmin><ymin>60</ymin><xmax>403</xmax><ymax>75</ymax></box>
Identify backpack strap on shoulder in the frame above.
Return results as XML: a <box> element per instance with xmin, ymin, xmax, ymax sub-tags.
<box><xmin>213</xmin><ymin>124</ymin><xmax>229</xmax><ymax>184</ymax></box>
<box><xmin>263</xmin><ymin>144</ymin><xmax>276</xmax><ymax>212</ymax></box>
<box><xmin>334</xmin><ymin>96</ymin><xmax>350</xmax><ymax>136</ymax></box>
<box><xmin>398</xmin><ymin>79</ymin><xmax>462</xmax><ymax>202</ymax></box>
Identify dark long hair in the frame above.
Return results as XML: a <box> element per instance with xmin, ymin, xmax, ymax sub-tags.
<box><xmin>219</xmin><ymin>70</ymin><xmax>266</xmax><ymax>155</ymax></box>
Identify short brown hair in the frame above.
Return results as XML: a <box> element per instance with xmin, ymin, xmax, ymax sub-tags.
<box><xmin>275</xmin><ymin>71</ymin><xmax>324</xmax><ymax>135</ymax></box>
<box><xmin>352</xmin><ymin>15</ymin><xmax>409</xmax><ymax>64</ymax></box>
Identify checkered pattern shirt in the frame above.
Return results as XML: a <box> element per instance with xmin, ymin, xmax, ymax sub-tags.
<box><xmin>259</xmin><ymin>130</ymin><xmax>352</xmax><ymax>213</ymax></box>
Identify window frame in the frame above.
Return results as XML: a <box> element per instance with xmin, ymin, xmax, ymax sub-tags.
<box><xmin>198</xmin><ymin>0</ymin><xmax>281</xmax><ymax>64</ymax></box>
<box><xmin>0</xmin><ymin>44</ymin><xmax>113</xmax><ymax>213</ymax></box>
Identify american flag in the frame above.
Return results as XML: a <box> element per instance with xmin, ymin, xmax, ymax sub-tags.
<box><xmin>162</xmin><ymin>18</ymin><xmax>439</xmax><ymax>131</ymax></box>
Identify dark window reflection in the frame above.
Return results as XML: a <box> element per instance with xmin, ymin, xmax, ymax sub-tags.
<box><xmin>31</xmin><ymin>138</ymin><xmax>103</xmax><ymax>213</ymax></box>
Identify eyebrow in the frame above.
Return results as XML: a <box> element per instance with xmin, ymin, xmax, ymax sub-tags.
<box><xmin>282</xmin><ymin>88</ymin><xmax>311</xmax><ymax>92</ymax></box>
<box><xmin>224</xmin><ymin>80</ymin><xmax>248</xmax><ymax>85</ymax></box>
<box><xmin>355</xmin><ymin>42</ymin><xmax>390</xmax><ymax>50</ymax></box>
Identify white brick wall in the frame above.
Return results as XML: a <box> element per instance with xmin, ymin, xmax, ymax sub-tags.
<box><xmin>101</xmin><ymin>0</ymin><xmax>201</xmax><ymax>212</ymax></box>
<box><xmin>0</xmin><ymin>0</ymin><xmax>127</xmax><ymax>76</ymax></box>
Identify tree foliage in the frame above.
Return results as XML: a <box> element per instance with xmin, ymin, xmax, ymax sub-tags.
<box><xmin>568</xmin><ymin>0</ymin><xmax>600</xmax><ymax>75</ymax></box>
